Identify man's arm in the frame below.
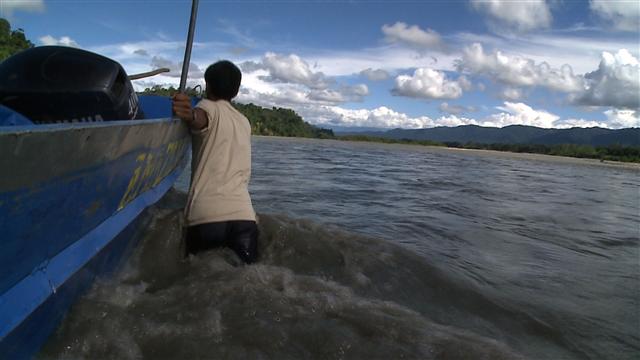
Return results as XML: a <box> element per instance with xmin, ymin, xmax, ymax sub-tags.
<box><xmin>172</xmin><ymin>93</ymin><xmax>208</xmax><ymax>130</ymax></box>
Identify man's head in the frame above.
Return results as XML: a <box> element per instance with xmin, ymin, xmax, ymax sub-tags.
<box><xmin>204</xmin><ymin>60</ymin><xmax>241</xmax><ymax>101</ymax></box>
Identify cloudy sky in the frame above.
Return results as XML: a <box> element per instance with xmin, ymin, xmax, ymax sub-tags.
<box><xmin>3</xmin><ymin>0</ymin><xmax>639</xmax><ymax>129</ymax></box>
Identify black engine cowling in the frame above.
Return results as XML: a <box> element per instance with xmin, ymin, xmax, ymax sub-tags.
<box><xmin>0</xmin><ymin>46</ymin><xmax>143</xmax><ymax>124</ymax></box>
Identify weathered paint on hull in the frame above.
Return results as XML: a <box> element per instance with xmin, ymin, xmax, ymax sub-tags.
<box><xmin>1</xmin><ymin>186</ymin><xmax>156</xmax><ymax>359</ymax></box>
<box><xmin>0</xmin><ymin>114</ymin><xmax>190</xmax><ymax>359</ymax></box>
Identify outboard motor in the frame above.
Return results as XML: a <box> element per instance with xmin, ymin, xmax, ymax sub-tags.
<box><xmin>0</xmin><ymin>46</ymin><xmax>143</xmax><ymax>124</ymax></box>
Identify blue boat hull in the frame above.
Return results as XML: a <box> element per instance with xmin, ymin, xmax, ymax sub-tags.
<box><xmin>0</xmin><ymin>96</ymin><xmax>190</xmax><ymax>359</ymax></box>
<box><xmin>1</xmin><ymin>191</ymin><xmax>155</xmax><ymax>359</ymax></box>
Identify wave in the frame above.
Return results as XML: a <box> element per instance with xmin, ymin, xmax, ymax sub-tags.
<box><xmin>39</xmin><ymin>190</ymin><xmax>581</xmax><ymax>360</ymax></box>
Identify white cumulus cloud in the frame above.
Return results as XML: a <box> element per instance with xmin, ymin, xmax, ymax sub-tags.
<box><xmin>237</xmin><ymin>86</ymin><xmax>444</xmax><ymax>129</ymax></box>
<box><xmin>150</xmin><ymin>55</ymin><xmax>204</xmax><ymax>79</ymax></box>
<box><xmin>484</xmin><ymin>102</ymin><xmax>559</xmax><ymax>128</ymax></box>
<box><xmin>573</xmin><ymin>49</ymin><xmax>640</xmax><ymax>109</ymax></box>
<box><xmin>346</xmin><ymin>84</ymin><xmax>369</xmax><ymax>97</ymax></box>
<box><xmin>359</xmin><ymin>68</ymin><xmax>390</xmax><ymax>81</ymax></box>
<box><xmin>241</xmin><ymin>52</ymin><xmax>332</xmax><ymax>89</ymax></box>
<box><xmin>500</xmin><ymin>87</ymin><xmax>524</xmax><ymax>101</ymax></box>
<box><xmin>309</xmin><ymin>106</ymin><xmax>475</xmax><ymax>129</ymax></box>
<box><xmin>307</xmin><ymin>90</ymin><xmax>347</xmax><ymax>103</ymax></box>
<box><xmin>458</xmin><ymin>43</ymin><xmax>584</xmax><ymax>93</ymax></box>
<box><xmin>552</xmin><ymin>118</ymin><xmax>609</xmax><ymax>129</ymax></box>
<box><xmin>39</xmin><ymin>35</ymin><xmax>79</xmax><ymax>48</ymax></box>
<box><xmin>590</xmin><ymin>0</ymin><xmax>640</xmax><ymax>32</ymax></box>
<box><xmin>236</xmin><ymin>79</ymin><xmax>368</xmax><ymax>109</ymax></box>
<box><xmin>382</xmin><ymin>22</ymin><xmax>444</xmax><ymax>50</ymax></box>
<box><xmin>459</xmin><ymin>43</ymin><xmax>639</xmax><ymax>110</ymax></box>
<box><xmin>439</xmin><ymin>102</ymin><xmax>478</xmax><ymax>115</ymax></box>
<box><xmin>604</xmin><ymin>109</ymin><xmax>640</xmax><ymax>128</ymax></box>
<box><xmin>470</xmin><ymin>0</ymin><xmax>552</xmax><ymax>32</ymax></box>
<box><xmin>453</xmin><ymin>31</ymin><xmax>639</xmax><ymax>75</ymax></box>
<box><xmin>308</xmin><ymin>84</ymin><xmax>369</xmax><ymax>103</ymax></box>
<box><xmin>237</xmin><ymin>86</ymin><xmax>309</xmax><ymax>108</ymax></box>
<box><xmin>238</xmin><ymin>52</ymin><xmax>371</xmax><ymax>105</ymax></box>
<box><xmin>392</xmin><ymin>68</ymin><xmax>468</xmax><ymax>100</ymax></box>
<box><xmin>481</xmin><ymin>102</ymin><xmax>622</xmax><ymax>129</ymax></box>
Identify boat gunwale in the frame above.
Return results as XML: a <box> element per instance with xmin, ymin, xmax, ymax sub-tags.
<box><xmin>0</xmin><ymin>117</ymin><xmax>177</xmax><ymax>134</ymax></box>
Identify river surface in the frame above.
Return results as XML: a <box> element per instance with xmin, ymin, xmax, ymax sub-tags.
<box><xmin>41</xmin><ymin>136</ymin><xmax>639</xmax><ymax>359</ymax></box>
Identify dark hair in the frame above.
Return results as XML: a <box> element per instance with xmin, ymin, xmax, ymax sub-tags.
<box><xmin>204</xmin><ymin>60</ymin><xmax>241</xmax><ymax>101</ymax></box>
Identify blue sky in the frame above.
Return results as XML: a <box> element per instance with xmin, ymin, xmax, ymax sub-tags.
<box><xmin>3</xmin><ymin>0</ymin><xmax>639</xmax><ymax>129</ymax></box>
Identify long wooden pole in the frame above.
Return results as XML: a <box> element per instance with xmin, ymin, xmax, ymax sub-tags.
<box><xmin>179</xmin><ymin>0</ymin><xmax>199</xmax><ymax>93</ymax></box>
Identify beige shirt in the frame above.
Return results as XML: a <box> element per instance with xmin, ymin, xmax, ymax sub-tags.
<box><xmin>184</xmin><ymin>99</ymin><xmax>255</xmax><ymax>225</ymax></box>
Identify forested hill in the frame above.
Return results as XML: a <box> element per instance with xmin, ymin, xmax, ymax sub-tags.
<box><xmin>138</xmin><ymin>86</ymin><xmax>333</xmax><ymax>139</ymax></box>
<box><xmin>346</xmin><ymin>125</ymin><xmax>640</xmax><ymax>147</ymax></box>
<box><xmin>234</xmin><ymin>102</ymin><xmax>334</xmax><ymax>138</ymax></box>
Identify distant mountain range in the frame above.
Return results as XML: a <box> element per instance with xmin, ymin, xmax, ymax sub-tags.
<box><xmin>337</xmin><ymin>125</ymin><xmax>640</xmax><ymax>147</ymax></box>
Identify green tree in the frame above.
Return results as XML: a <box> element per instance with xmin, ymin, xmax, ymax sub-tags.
<box><xmin>0</xmin><ymin>18</ymin><xmax>34</xmax><ymax>61</ymax></box>
<box><xmin>234</xmin><ymin>102</ymin><xmax>334</xmax><ymax>138</ymax></box>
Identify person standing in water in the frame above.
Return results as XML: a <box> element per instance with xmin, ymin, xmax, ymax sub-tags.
<box><xmin>172</xmin><ymin>60</ymin><xmax>258</xmax><ymax>264</ymax></box>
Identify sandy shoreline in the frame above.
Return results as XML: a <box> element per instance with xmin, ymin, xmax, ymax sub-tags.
<box><xmin>253</xmin><ymin>135</ymin><xmax>640</xmax><ymax>171</ymax></box>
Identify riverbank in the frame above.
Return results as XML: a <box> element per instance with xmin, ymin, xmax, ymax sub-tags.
<box><xmin>253</xmin><ymin>135</ymin><xmax>640</xmax><ymax>170</ymax></box>
<box><xmin>337</xmin><ymin>134</ymin><xmax>640</xmax><ymax>164</ymax></box>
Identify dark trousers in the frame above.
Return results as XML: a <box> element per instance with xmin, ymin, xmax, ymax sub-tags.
<box><xmin>185</xmin><ymin>220</ymin><xmax>259</xmax><ymax>264</ymax></box>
